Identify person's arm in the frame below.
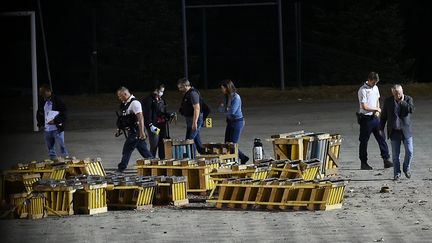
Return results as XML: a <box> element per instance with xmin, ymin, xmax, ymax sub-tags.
<box><xmin>192</xmin><ymin>103</ymin><xmax>200</xmax><ymax>131</ymax></box>
<box><xmin>380</xmin><ymin>99</ymin><xmax>388</xmax><ymax>130</ymax></box>
<box><xmin>400</xmin><ymin>95</ymin><xmax>414</xmax><ymax>115</ymax></box>
<box><xmin>189</xmin><ymin>91</ymin><xmax>201</xmax><ymax>131</ymax></box>
<box><xmin>136</xmin><ymin>112</ymin><xmax>147</xmax><ymax>140</ymax></box>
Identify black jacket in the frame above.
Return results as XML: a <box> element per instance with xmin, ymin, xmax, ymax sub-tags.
<box><xmin>380</xmin><ymin>95</ymin><xmax>414</xmax><ymax>139</ymax></box>
<box><xmin>142</xmin><ymin>94</ymin><xmax>168</xmax><ymax>128</ymax></box>
<box><xmin>36</xmin><ymin>94</ymin><xmax>67</xmax><ymax>132</ymax></box>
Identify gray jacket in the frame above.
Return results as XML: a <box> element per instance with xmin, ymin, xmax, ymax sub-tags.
<box><xmin>380</xmin><ymin>95</ymin><xmax>414</xmax><ymax>139</ymax></box>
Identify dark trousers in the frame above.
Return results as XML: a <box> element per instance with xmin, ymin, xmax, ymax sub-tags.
<box><xmin>359</xmin><ymin>115</ymin><xmax>390</xmax><ymax>163</ymax></box>
<box><xmin>118</xmin><ymin>128</ymin><xmax>153</xmax><ymax>170</ymax></box>
<box><xmin>185</xmin><ymin>115</ymin><xmax>205</xmax><ymax>154</ymax></box>
<box><xmin>146</xmin><ymin>123</ymin><xmax>167</xmax><ymax>159</ymax></box>
<box><xmin>225</xmin><ymin>118</ymin><xmax>248</xmax><ymax>162</ymax></box>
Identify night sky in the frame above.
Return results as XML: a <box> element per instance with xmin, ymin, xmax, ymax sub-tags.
<box><xmin>1</xmin><ymin>0</ymin><xmax>430</xmax><ymax>94</ymax></box>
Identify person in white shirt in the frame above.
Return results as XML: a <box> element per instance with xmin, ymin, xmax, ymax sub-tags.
<box><xmin>357</xmin><ymin>72</ymin><xmax>392</xmax><ymax>170</ymax></box>
<box><xmin>116</xmin><ymin>87</ymin><xmax>153</xmax><ymax>172</ymax></box>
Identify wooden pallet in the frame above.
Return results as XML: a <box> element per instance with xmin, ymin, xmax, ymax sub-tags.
<box><xmin>155</xmin><ymin>177</ymin><xmax>189</xmax><ymax>206</ymax></box>
<box><xmin>195</xmin><ymin>153</ymin><xmax>238</xmax><ymax>164</ymax></box>
<box><xmin>73</xmin><ymin>184</ymin><xmax>108</xmax><ymax>215</ymax></box>
<box><xmin>106</xmin><ymin>184</ymin><xmax>156</xmax><ymax>210</ymax></box>
<box><xmin>136</xmin><ymin>159</ymin><xmax>221</xmax><ymax>194</ymax></box>
<box><xmin>164</xmin><ymin>139</ymin><xmax>196</xmax><ymax>160</ymax></box>
<box><xmin>207</xmin><ymin>178</ymin><xmax>346</xmax><ymax>211</ymax></box>
<box><xmin>41</xmin><ymin>166</ymin><xmax>67</xmax><ymax>180</ymax></box>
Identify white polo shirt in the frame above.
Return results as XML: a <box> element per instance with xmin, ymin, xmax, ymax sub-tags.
<box><xmin>358</xmin><ymin>82</ymin><xmax>380</xmax><ymax>115</ymax></box>
<box><xmin>124</xmin><ymin>95</ymin><xmax>142</xmax><ymax>115</ymax></box>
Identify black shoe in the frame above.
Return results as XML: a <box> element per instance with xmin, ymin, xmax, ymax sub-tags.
<box><xmin>116</xmin><ymin>168</ymin><xmax>125</xmax><ymax>174</ymax></box>
<box><xmin>383</xmin><ymin>159</ymin><xmax>393</xmax><ymax>168</ymax></box>
<box><xmin>241</xmin><ymin>156</ymin><xmax>250</xmax><ymax>165</ymax></box>
<box><xmin>403</xmin><ymin>170</ymin><xmax>412</xmax><ymax>179</ymax></box>
<box><xmin>361</xmin><ymin>162</ymin><xmax>373</xmax><ymax>170</ymax></box>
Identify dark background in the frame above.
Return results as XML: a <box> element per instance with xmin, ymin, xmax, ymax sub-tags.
<box><xmin>1</xmin><ymin>0</ymin><xmax>430</xmax><ymax>94</ymax></box>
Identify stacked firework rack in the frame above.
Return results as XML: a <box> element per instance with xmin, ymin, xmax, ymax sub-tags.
<box><xmin>1</xmin><ymin>157</ymin><xmax>193</xmax><ymax>219</ymax></box>
<box><xmin>136</xmin><ymin>159</ymin><xmax>220</xmax><ymax>194</ymax></box>
<box><xmin>197</xmin><ymin>143</ymin><xmax>238</xmax><ymax>163</ymax></box>
<box><xmin>271</xmin><ymin>131</ymin><xmax>342</xmax><ymax>176</ymax></box>
<box><xmin>207</xmin><ymin>178</ymin><xmax>346</xmax><ymax>210</ymax></box>
<box><xmin>206</xmin><ymin>131</ymin><xmax>346</xmax><ymax>211</ymax></box>
<box><xmin>164</xmin><ymin>139</ymin><xmax>196</xmax><ymax>160</ymax></box>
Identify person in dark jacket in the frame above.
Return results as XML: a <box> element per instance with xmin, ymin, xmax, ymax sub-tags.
<box><xmin>380</xmin><ymin>84</ymin><xmax>414</xmax><ymax>180</ymax></box>
<box><xmin>218</xmin><ymin>79</ymin><xmax>249</xmax><ymax>164</ymax></box>
<box><xmin>36</xmin><ymin>84</ymin><xmax>69</xmax><ymax>160</ymax></box>
<box><xmin>142</xmin><ymin>83</ymin><xmax>175</xmax><ymax>159</ymax></box>
<box><xmin>177</xmin><ymin>78</ymin><xmax>205</xmax><ymax>154</ymax></box>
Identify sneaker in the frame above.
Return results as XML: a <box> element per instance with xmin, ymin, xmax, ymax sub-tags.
<box><xmin>394</xmin><ymin>174</ymin><xmax>401</xmax><ymax>181</ymax></box>
<box><xmin>403</xmin><ymin>170</ymin><xmax>412</xmax><ymax>179</ymax></box>
<box><xmin>361</xmin><ymin>162</ymin><xmax>373</xmax><ymax>170</ymax></box>
<box><xmin>383</xmin><ymin>159</ymin><xmax>393</xmax><ymax>168</ymax></box>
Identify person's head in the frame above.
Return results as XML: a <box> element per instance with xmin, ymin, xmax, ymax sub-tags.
<box><xmin>177</xmin><ymin>77</ymin><xmax>191</xmax><ymax>93</ymax></box>
<box><xmin>220</xmin><ymin>79</ymin><xmax>237</xmax><ymax>95</ymax></box>
<box><xmin>153</xmin><ymin>83</ymin><xmax>165</xmax><ymax>98</ymax></box>
<box><xmin>39</xmin><ymin>84</ymin><xmax>52</xmax><ymax>99</ymax></box>
<box><xmin>367</xmin><ymin>72</ymin><xmax>380</xmax><ymax>87</ymax></box>
<box><xmin>116</xmin><ymin>86</ymin><xmax>131</xmax><ymax>102</ymax></box>
<box><xmin>391</xmin><ymin>84</ymin><xmax>404</xmax><ymax>100</ymax></box>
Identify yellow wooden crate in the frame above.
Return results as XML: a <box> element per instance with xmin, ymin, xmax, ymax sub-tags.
<box><xmin>22</xmin><ymin>173</ymin><xmax>41</xmax><ymax>193</ymax></box>
<box><xmin>107</xmin><ymin>184</ymin><xmax>156</xmax><ymax>210</ymax></box>
<box><xmin>73</xmin><ymin>184</ymin><xmax>107</xmax><ymax>215</ymax></box>
<box><xmin>272</xmin><ymin>138</ymin><xmax>304</xmax><ymax>161</ymax></box>
<box><xmin>155</xmin><ymin>177</ymin><xmax>189</xmax><ymax>206</ymax></box>
<box><xmin>39</xmin><ymin>187</ymin><xmax>76</xmax><ymax>216</ymax></box>
<box><xmin>10</xmin><ymin>193</ymin><xmax>45</xmax><ymax>219</ymax></box>
<box><xmin>323</xmin><ymin>134</ymin><xmax>342</xmax><ymax>176</ymax></box>
<box><xmin>136</xmin><ymin>159</ymin><xmax>221</xmax><ymax>194</ymax></box>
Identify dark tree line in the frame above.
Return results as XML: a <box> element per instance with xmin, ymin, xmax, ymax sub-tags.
<box><xmin>2</xmin><ymin>0</ymin><xmax>427</xmax><ymax>94</ymax></box>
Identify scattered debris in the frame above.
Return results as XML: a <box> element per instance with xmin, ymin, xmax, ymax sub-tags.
<box><xmin>380</xmin><ymin>186</ymin><xmax>391</xmax><ymax>193</ymax></box>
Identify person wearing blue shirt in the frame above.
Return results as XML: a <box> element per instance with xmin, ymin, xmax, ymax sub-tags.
<box><xmin>218</xmin><ymin>80</ymin><xmax>249</xmax><ymax>164</ymax></box>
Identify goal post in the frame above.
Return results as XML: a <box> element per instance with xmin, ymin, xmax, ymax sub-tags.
<box><xmin>1</xmin><ymin>11</ymin><xmax>39</xmax><ymax>131</ymax></box>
